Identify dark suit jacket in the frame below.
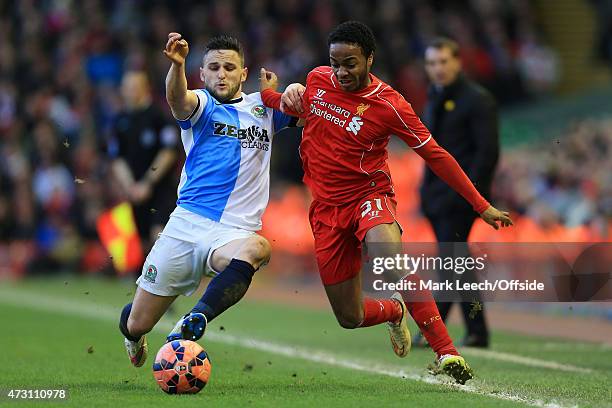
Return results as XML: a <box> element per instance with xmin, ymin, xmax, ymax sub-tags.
<box><xmin>420</xmin><ymin>75</ymin><xmax>499</xmax><ymax>217</ymax></box>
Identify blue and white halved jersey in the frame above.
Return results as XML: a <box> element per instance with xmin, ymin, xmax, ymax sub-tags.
<box><xmin>175</xmin><ymin>89</ymin><xmax>293</xmax><ymax>231</ymax></box>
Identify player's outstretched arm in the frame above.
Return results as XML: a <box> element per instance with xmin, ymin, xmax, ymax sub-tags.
<box><xmin>387</xmin><ymin>93</ymin><xmax>513</xmax><ymax>230</ymax></box>
<box><xmin>163</xmin><ymin>32</ymin><xmax>199</xmax><ymax>120</ymax></box>
<box><xmin>417</xmin><ymin>140</ymin><xmax>513</xmax><ymax>229</ymax></box>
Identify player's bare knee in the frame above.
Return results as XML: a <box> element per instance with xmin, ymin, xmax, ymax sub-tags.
<box><xmin>211</xmin><ymin>252</ymin><xmax>231</xmax><ymax>272</ymax></box>
<box><xmin>242</xmin><ymin>236</ymin><xmax>271</xmax><ymax>269</ymax></box>
<box><xmin>335</xmin><ymin>310</ymin><xmax>363</xmax><ymax>329</ymax></box>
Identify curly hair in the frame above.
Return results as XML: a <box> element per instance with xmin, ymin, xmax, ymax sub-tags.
<box><xmin>327</xmin><ymin>21</ymin><xmax>377</xmax><ymax>58</ymax></box>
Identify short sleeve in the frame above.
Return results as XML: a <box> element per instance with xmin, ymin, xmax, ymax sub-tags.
<box><xmin>176</xmin><ymin>89</ymin><xmax>209</xmax><ymax>130</ymax></box>
<box><xmin>272</xmin><ymin>110</ymin><xmax>297</xmax><ymax>132</ymax></box>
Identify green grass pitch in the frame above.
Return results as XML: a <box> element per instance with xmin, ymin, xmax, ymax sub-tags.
<box><xmin>0</xmin><ymin>277</ymin><xmax>610</xmax><ymax>407</ymax></box>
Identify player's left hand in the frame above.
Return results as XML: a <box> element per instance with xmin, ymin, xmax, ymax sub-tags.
<box><xmin>260</xmin><ymin>68</ymin><xmax>278</xmax><ymax>92</ymax></box>
<box><xmin>480</xmin><ymin>205</ymin><xmax>513</xmax><ymax>230</ymax></box>
<box><xmin>130</xmin><ymin>181</ymin><xmax>152</xmax><ymax>204</ymax></box>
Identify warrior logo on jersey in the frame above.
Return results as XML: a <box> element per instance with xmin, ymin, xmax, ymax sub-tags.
<box><xmin>314</xmin><ymin>89</ymin><xmax>326</xmax><ymax>99</ymax></box>
<box><xmin>213</xmin><ymin>122</ymin><xmax>270</xmax><ymax>151</ymax></box>
<box><xmin>355</xmin><ymin>103</ymin><xmax>370</xmax><ymax>117</ymax></box>
<box><xmin>251</xmin><ymin>105</ymin><xmax>267</xmax><ymax>118</ymax></box>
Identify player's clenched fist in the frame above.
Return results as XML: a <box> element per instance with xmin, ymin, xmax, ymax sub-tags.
<box><xmin>259</xmin><ymin>68</ymin><xmax>278</xmax><ymax>93</ymax></box>
<box><xmin>163</xmin><ymin>32</ymin><xmax>189</xmax><ymax>65</ymax></box>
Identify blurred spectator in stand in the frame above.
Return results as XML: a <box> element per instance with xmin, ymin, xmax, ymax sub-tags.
<box><xmin>108</xmin><ymin>71</ymin><xmax>179</xmax><ymax>258</ymax></box>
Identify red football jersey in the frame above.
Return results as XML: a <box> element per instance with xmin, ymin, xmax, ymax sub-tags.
<box><xmin>261</xmin><ymin>66</ymin><xmax>489</xmax><ymax>213</ymax></box>
<box><xmin>300</xmin><ymin>66</ymin><xmax>432</xmax><ymax>204</ymax></box>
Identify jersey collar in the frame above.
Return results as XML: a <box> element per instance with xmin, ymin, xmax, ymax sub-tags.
<box><xmin>354</xmin><ymin>73</ymin><xmax>383</xmax><ymax>97</ymax></box>
<box><xmin>224</xmin><ymin>96</ymin><xmax>243</xmax><ymax>104</ymax></box>
<box><xmin>212</xmin><ymin>92</ymin><xmax>245</xmax><ymax>105</ymax></box>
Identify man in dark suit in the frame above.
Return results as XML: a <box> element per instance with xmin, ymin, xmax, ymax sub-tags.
<box><xmin>419</xmin><ymin>37</ymin><xmax>499</xmax><ymax>347</ymax></box>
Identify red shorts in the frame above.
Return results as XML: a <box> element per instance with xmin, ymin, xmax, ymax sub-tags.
<box><xmin>309</xmin><ymin>192</ymin><xmax>400</xmax><ymax>286</ymax></box>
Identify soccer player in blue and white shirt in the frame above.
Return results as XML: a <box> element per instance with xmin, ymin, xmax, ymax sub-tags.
<box><xmin>119</xmin><ymin>33</ymin><xmax>296</xmax><ymax>367</ymax></box>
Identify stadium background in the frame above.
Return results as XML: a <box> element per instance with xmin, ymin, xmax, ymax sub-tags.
<box><xmin>0</xmin><ymin>2</ymin><xmax>611</xmax><ymax>405</ymax></box>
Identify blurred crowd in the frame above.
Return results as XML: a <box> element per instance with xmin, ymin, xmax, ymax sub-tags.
<box><xmin>494</xmin><ymin>120</ymin><xmax>612</xmax><ymax>237</ymax></box>
<box><xmin>0</xmin><ymin>0</ymin><xmax>607</xmax><ymax>277</ymax></box>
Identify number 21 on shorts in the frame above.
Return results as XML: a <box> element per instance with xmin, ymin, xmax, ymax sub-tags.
<box><xmin>361</xmin><ymin>198</ymin><xmax>383</xmax><ymax>219</ymax></box>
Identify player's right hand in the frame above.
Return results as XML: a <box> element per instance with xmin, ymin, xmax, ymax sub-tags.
<box><xmin>163</xmin><ymin>32</ymin><xmax>189</xmax><ymax>66</ymax></box>
<box><xmin>281</xmin><ymin>83</ymin><xmax>306</xmax><ymax>114</ymax></box>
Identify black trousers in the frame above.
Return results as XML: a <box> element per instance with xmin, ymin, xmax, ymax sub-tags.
<box><xmin>426</xmin><ymin>212</ymin><xmax>489</xmax><ymax>338</ymax></box>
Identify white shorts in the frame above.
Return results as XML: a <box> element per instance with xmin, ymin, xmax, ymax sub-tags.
<box><xmin>136</xmin><ymin>206</ymin><xmax>255</xmax><ymax>297</ymax></box>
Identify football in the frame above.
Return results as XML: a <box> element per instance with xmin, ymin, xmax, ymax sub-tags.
<box><xmin>152</xmin><ymin>340</ymin><xmax>212</xmax><ymax>394</ymax></box>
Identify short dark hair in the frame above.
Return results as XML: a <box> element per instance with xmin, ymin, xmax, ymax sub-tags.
<box><xmin>427</xmin><ymin>37</ymin><xmax>460</xmax><ymax>57</ymax></box>
<box><xmin>203</xmin><ymin>35</ymin><xmax>245</xmax><ymax>65</ymax></box>
<box><xmin>327</xmin><ymin>21</ymin><xmax>376</xmax><ymax>58</ymax></box>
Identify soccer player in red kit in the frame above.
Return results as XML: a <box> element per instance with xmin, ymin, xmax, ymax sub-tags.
<box><xmin>260</xmin><ymin>21</ymin><xmax>512</xmax><ymax>384</ymax></box>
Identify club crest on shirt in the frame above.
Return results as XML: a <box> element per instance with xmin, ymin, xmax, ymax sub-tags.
<box><xmin>355</xmin><ymin>103</ymin><xmax>370</xmax><ymax>117</ymax></box>
<box><xmin>251</xmin><ymin>105</ymin><xmax>267</xmax><ymax>118</ymax></box>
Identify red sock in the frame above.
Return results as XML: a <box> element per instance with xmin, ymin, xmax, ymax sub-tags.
<box><xmin>400</xmin><ymin>274</ymin><xmax>458</xmax><ymax>358</ymax></box>
<box><xmin>359</xmin><ymin>297</ymin><xmax>403</xmax><ymax>327</ymax></box>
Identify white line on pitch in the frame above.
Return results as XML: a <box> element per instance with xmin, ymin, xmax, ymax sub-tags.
<box><xmin>0</xmin><ymin>288</ymin><xmax>586</xmax><ymax>408</ymax></box>
<box><xmin>461</xmin><ymin>348</ymin><xmax>592</xmax><ymax>374</ymax></box>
